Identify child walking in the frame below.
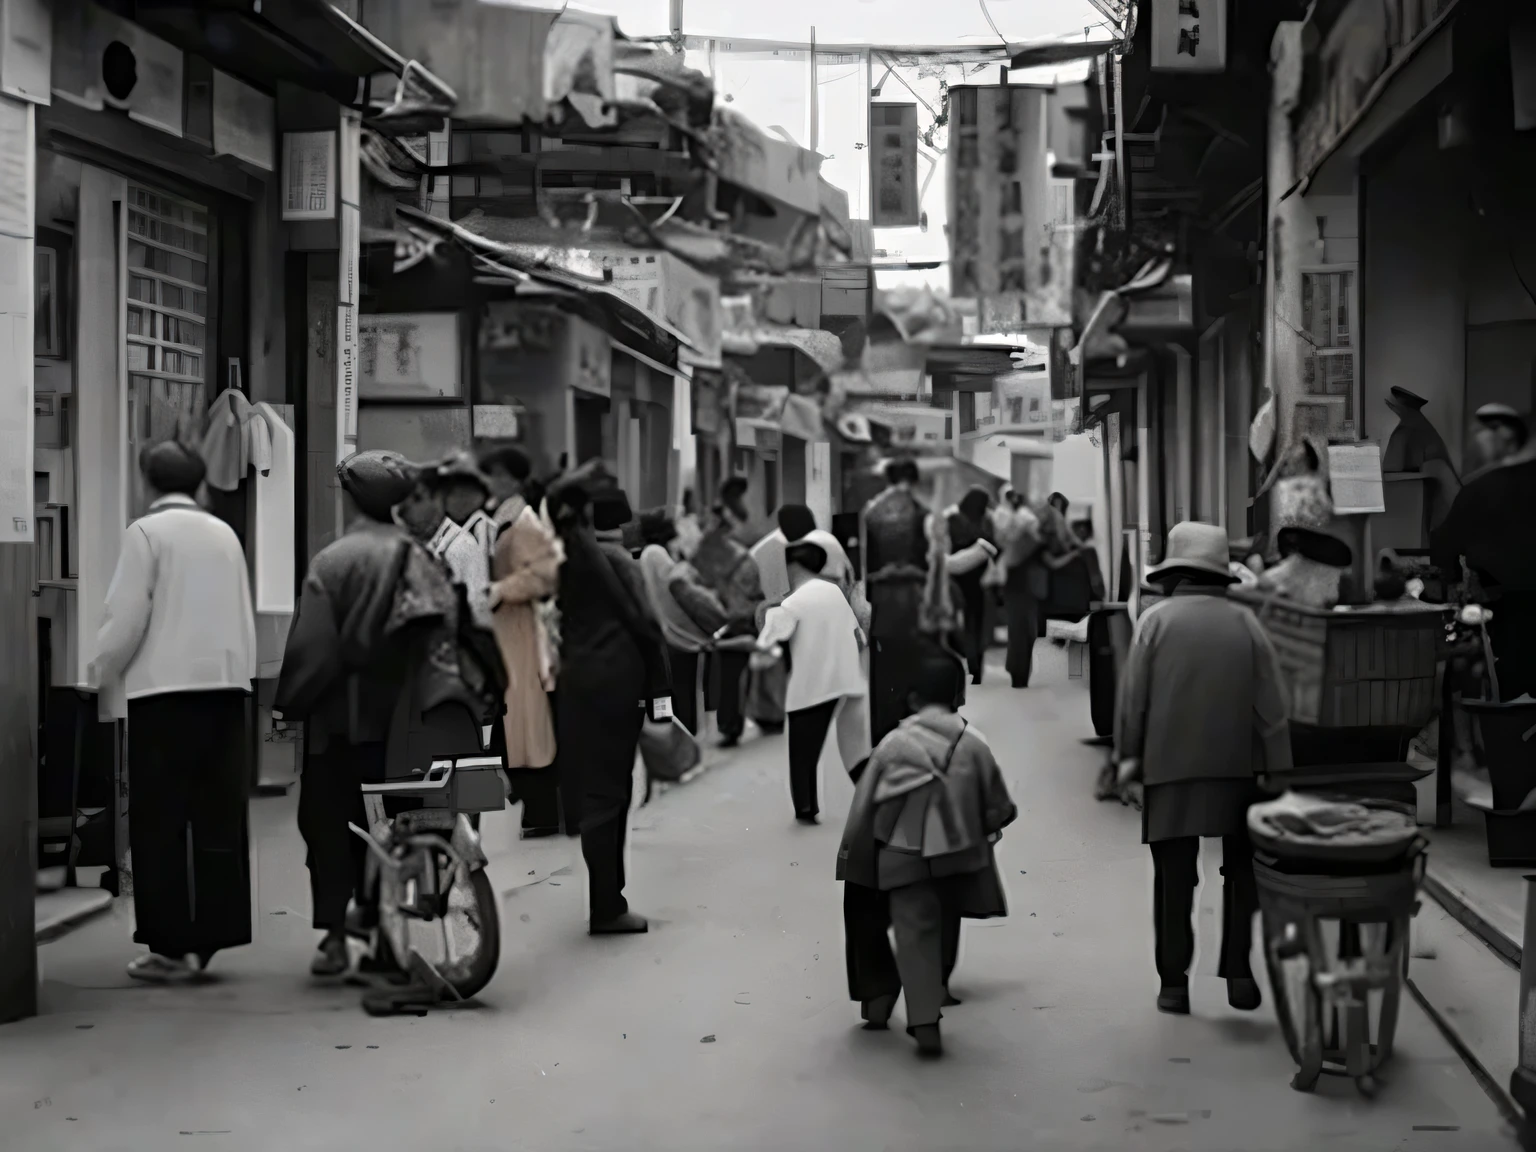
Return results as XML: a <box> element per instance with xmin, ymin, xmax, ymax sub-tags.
<box><xmin>837</xmin><ymin>656</ymin><xmax>1017</xmax><ymax>1056</ymax></box>
<box><xmin>755</xmin><ymin>540</ymin><xmax>870</xmax><ymax>824</ymax></box>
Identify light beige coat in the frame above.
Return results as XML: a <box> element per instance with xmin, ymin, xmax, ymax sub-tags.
<box><xmin>491</xmin><ymin>497</ymin><xmax>562</xmax><ymax>769</ymax></box>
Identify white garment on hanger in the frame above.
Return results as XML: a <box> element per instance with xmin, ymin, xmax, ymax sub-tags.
<box><xmin>252</xmin><ymin>403</ymin><xmax>296</xmax><ymax>615</ymax></box>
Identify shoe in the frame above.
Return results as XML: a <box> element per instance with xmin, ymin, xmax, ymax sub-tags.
<box><xmin>590</xmin><ymin>911</ymin><xmax>649</xmax><ymax>935</ymax></box>
<box><xmin>942</xmin><ymin>990</ymin><xmax>963</xmax><ymax>1008</ymax></box>
<box><xmin>1227</xmin><ymin>977</ymin><xmax>1262</xmax><ymax>1012</ymax></box>
<box><xmin>1157</xmin><ymin>986</ymin><xmax>1191</xmax><ymax>1015</ymax></box>
<box><xmin>127</xmin><ymin>953</ymin><xmax>193</xmax><ymax>983</ymax></box>
<box><xmin>521</xmin><ymin>825</ymin><xmax>560</xmax><ymax>840</ymax></box>
<box><xmin>795</xmin><ymin>814</ymin><xmax>819</xmax><ymax>826</ymax></box>
<box><xmin>757</xmin><ymin>722</ymin><xmax>785</xmax><ymax>736</ymax></box>
<box><xmin>1011</xmin><ymin>679</ymin><xmax>1029</xmax><ymax>689</ymax></box>
<box><xmin>910</xmin><ymin>1023</ymin><xmax>943</xmax><ymax>1057</ymax></box>
<box><xmin>718</xmin><ymin>734</ymin><xmax>741</xmax><ymax>749</ymax></box>
<box><xmin>310</xmin><ymin>934</ymin><xmax>349</xmax><ymax>978</ymax></box>
<box><xmin>861</xmin><ymin>993</ymin><xmax>897</xmax><ymax>1030</ymax></box>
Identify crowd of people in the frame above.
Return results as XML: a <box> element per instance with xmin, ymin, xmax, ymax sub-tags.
<box><xmin>94</xmin><ymin>441</ymin><xmax>1135</xmax><ymax>1055</ymax></box>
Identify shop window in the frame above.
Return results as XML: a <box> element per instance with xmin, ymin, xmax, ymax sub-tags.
<box><xmin>125</xmin><ymin>182</ymin><xmax>212</xmax><ymax>519</ymax></box>
<box><xmin>1299</xmin><ymin>268</ymin><xmax>1357</xmax><ymax>439</ymax></box>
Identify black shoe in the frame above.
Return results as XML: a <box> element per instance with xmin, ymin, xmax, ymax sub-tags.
<box><xmin>910</xmin><ymin>1022</ymin><xmax>943</xmax><ymax>1057</ymax></box>
<box><xmin>310</xmin><ymin>934</ymin><xmax>348</xmax><ymax>978</ymax></box>
<box><xmin>521</xmin><ymin>825</ymin><xmax>560</xmax><ymax>840</ymax></box>
<box><xmin>1157</xmin><ymin>985</ymin><xmax>1190</xmax><ymax>1015</ymax></box>
<box><xmin>862</xmin><ymin>993</ymin><xmax>897</xmax><ymax>1030</ymax></box>
<box><xmin>942</xmin><ymin>990</ymin><xmax>963</xmax><ymax>1008</ymax></box>
<box><xmin>757</xmin><ymin>722</ymin><xmax>784</xmax><ymax>736</ymax></box>
<box><xmin>718</xmin><ymin>734</ymin><xmax>741</xmax><ymax>749</ymax></box>
<box><xmin>590</xmin><ymin>911</ymin><xmax>649</xmax><ymax>935</ymax></box>
<box><xmin>1011</xmin><ymin>679</ymin><xmax>1029</xmax><ymax>689</ymax></box>
<box><xmin>1227</xmin><ymin>977</ymin><xmax>1262</xmax><ymax>1012</ymax></box>
<box><xmin>795</xmin><ymin>813</ymin><xmax>819</xmax><ymax>826</ymax></box>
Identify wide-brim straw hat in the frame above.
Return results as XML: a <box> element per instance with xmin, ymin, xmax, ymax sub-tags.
<box><xmin>1144</xmin><ymin>521</ymin><xmax>1238</xmax><ymax>584</ymax></box>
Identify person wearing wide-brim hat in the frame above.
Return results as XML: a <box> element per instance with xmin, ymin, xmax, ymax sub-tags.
<box><xmin>1115</xmin><ymin>521</ymin><xmax>1292</xmax><ymax>1017</ymax></box>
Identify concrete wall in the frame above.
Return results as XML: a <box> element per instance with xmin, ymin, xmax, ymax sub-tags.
<box><xmin>1361</xmin><ymin>120</ymin><xmax>1466</xmax><ymax>470</ymax></box>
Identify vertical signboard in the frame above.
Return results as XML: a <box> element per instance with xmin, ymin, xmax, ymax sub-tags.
<box><xmin>1150</xmin><ymin>0</ymin><xmax>1227</xmax><ymax>73</ymax></box>
<box><xmin>282</xmin><ymin>130</ymin><xmax>336</xmax><ymax>220</ymax></box>
<box><xmin>335</xmin><ymin>110</ymin><xmax>360</xmax><ymax>464</ymax></box>
<box><xmin>948</xmin><ymin>86</ymin><xmax>1062</xmax><ymax>328</ymax></box>
<box><xmin>0</xmin><ymin>97</ymin><xmax>31</xmax><ymax>544</ymax></box>
<box><xmin>869</xmin><ymin>102</ymin><xmax>919</xmax><ymax>228</ymax></box>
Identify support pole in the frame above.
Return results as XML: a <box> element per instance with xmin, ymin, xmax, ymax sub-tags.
<box><xmin>1511</xmin><ymin>874</ymin><xmax>1536</xmax><ymax>1147</ymax></box>
<box><xmin>809</xmin><ymin>27</ymin><xmax>819</xmax><ymax>154</ymax></box>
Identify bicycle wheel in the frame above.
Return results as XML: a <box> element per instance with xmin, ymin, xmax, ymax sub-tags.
<box><xmin>435</xmin><ymin>865</ymin><xmax>501</xmax><ymax>1000</ymax></box>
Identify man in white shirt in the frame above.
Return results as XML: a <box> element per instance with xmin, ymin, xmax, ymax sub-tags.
<box><xmin>753</xmin><ymin>504</ymin><xmax>853</xmax><ymax>604</ymax></box>
<box><xmin>397</xmin><ymin>460</ymin><xmax>493</xmax><ymax>630</ymax></box>
<box><xmin>94</xmin><ymin>440</ymin><xmax>257</xmax><ymax>983</ymax></box>
<box><xmin>438</xmin><ymin>450</ymin><xmax>497</xmax><ymax>563</ymax></box>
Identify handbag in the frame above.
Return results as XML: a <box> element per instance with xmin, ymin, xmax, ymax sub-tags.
<box><xmin>638</xmin><ymin>716</ymin><xmax>701</xmax><ymax>783</ymax></box>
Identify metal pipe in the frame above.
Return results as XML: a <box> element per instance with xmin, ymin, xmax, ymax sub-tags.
<box><xmin>1512</xmin><ymin>874</ymin><xmax>1536</xmax><ymax>1148</ymax></box>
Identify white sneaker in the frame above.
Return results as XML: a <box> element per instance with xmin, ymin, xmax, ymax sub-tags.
<box><xmin>126</xmin><ymin>953</ymin><xmax>193</xmax><ymax>983</ymax></box>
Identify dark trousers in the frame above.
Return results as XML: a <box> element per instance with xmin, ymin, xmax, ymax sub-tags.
<box><xmin>1004</xmin><ymin>574</ymin><xmax>1040</xmax><ymax>688</ymax></box>
<box><xmin>709</xmin><ymin>649</ymin><xmax>749</xmax><ymax>739</ymax></box>
<box><xmin>582</xmin><ymin>816</ymin><xmax>630</xmax><ymax>923</ymax></box>
<box><xmin>127</xmin><ymin>690</ymin><xmax>252</xmax><ymax>961</ymax></box>
<box><xmin>844</xmin><ymin>880</ymin><xmax>960</xmax><ymax>1027</ymax></box>
<box><xmin>787</xmin><ymin>698</ymin><xmax>838</xmax><ymax>819</ymax></box>
<box><xmin>668</xmin><ymin>646</ymin><xmax>701</xmax><ymax>736</ymax></box>
<box><xmin>956</xmin><ymin>577</ymin><xmax>987</xmax><ymax>684</ymax></box>
<box><xmin>493</xmin><ymin>702</ymin><xmax>564</xmax><ymax>835</ymax></box>
<box><xmin>297</xmin><ymin>741</ymin><xmax>380</xmax><ymax>934</ymax></box>
<box><xmin>1149</xmin><ymin>835</ymin><xmax>1258</xmax><ymax>989</ymax></box>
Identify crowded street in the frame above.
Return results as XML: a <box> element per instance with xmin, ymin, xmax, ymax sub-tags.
<box><xmin>1</xmin><ymin>645</ymin><xmax>1513</xmax><ymax>1150</ymax></box>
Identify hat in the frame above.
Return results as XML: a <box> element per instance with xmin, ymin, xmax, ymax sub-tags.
<box><xmin>337</xmin><ymin>450</ymin><xmax>419</xmax><ymax>522</ymax></box>
<box><xmin>1388</xmin><ymin>387</ymin><xmax>1428</xmax><ymax>411</ymax></box>
<box><xmin>1476</xmin><ymin>402</ymin><xmax>1528</xmax><ymax>433</ymax></box>
<box><xmin>777</xmin><ymin>503</ymin><xmax>816</xmax><ymax>542</ymax></box>
<box><xmin>1270</xmin><ymin>469</ymin><xmax>1354</xmax><ymax>569</ymax></box>
<box><xmin>1144</xmin><ymin>522</ymin><xmax>1238</xmax><ymax>584</ymax></box>
<box><xmin>430</xmin><ymin>450</ymin><xmax>491</xmax><ymax>494</ymax></box>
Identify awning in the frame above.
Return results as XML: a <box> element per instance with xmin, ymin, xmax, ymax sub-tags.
<box><xmin>711</xmin><ymin>106</ymin><xmax>821</xmax><ymax>217</ymax></box>
<box><xmin>133</xmin><ymin>0</ymin><xmax>456</xmax><ymax>117</ymax></box>
<box><xmin>721</xmin><ymin>296</ymin><xmax>845</xmax><ymax>374</ymax></box>
<box><xmin>393</xmin><ymin>204</ymin><xmax>694</xmax><ymax>356</ymax></box>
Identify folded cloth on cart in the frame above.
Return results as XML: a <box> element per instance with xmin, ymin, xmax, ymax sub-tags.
<box><xmin>1248</xmin><ymin>791</ymin><xmax>1418</xmax><ymax>863</ymax></box>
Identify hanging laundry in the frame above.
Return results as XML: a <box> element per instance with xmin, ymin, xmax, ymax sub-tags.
<box><xmin>201</xmin><ymin>388</ymin><xmax>261</xmax><ymax>492</ymax></box>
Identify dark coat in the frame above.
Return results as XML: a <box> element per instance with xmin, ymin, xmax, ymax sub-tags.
<box><xmin>1114</xmin><ymin>586</ymin><xmax>1293</xmax><ymax>789</ymax></box>
<box><xmin>556</xmin><ymin>527</ymin><xmax>672</xmax><ymax>827</ymax></box>
<box><xmin>275</xmin><ymin>521</ymin><xmax>455</xmax><ymax>754</ymax></box>
<box><xmin>838</xmin><ymin>711</ymin><xmax>1015</xmax><ymax>918</ymax></box>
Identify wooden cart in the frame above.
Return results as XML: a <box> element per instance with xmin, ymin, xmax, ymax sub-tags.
<box><xmin>1230</xmin><ymin>591</ymin><xmax>1447</xmax><ymax>1097</ymax></box>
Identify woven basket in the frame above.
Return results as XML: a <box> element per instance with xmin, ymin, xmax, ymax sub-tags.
<box><xmin>1231</xmin><ymin>589</ymin><xmax>1446</xmax><ymax>730</ymax></box>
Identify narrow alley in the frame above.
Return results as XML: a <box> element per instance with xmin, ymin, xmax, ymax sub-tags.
<box><xmin>0</xmin><ymin>649</ymin><xmax>1512</xmax><ymax>1151</ymax></box>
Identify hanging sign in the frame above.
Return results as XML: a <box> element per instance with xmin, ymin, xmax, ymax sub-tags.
<box><xmin>1150</xmin><ymin>0</ymin><xmax>1228</xmax><ymax>73</ymax></box>
<box><xmin>870</xmin><ymin>102</ymin><xmax>919</xmax><ymax>228</ymax></box>
<box><xmin>335</xmin><ymin>112</ymin><xmax>360</xmax><ymax>462</ymax></box>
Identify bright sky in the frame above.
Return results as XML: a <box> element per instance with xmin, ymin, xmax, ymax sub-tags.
<box><xmin>523</xmin><ymin>0</ymin><xmax>1111</xmax><ymax>45</ymax></box>
<box><xmin>509</xmin><ymin>0</ymin><xmax>1108</xmax><ymax>290</ymax></box>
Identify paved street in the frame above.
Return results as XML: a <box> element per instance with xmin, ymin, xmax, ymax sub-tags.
<box><xmin>0</xmin><ymin>646</ymin><xmax>1517</xmax><ymax>1151</ymax></box>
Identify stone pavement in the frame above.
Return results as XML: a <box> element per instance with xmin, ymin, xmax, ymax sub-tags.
<box><xmin>0</xmin><ymin>644</ymin><xmax>1517</xmax><ymax>1151</ymax></box>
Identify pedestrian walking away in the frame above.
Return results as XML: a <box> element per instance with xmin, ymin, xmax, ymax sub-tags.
<box><xmin>945</xmin><ymin>486</ymin><xmax>998</xmax><ymax>686</ymax></box>
<box><xmin>638</xmin><ymin>509</ymin><xmax>727</xmax><ymax>738</ymax></box>
<box><xmin>693</xmin><ymin>483</ymin><xmax>765</xmax><ymax>747</ymax></box>
<box><xmin>549</xmin><ymin>467</ymin><xmax>672</xmax><ymax>934</ymax></box>
<box><xmin>837</xmin><ymin>655</ymin><xmax>1016</xmax><ymax>1057</ymax></box>
<box><xmin>92</xmin><ymin>440</ymin><xmax>258</xmax><ymax>983</ymax></box>
<box><xmin>755</xmin><ymin>539</ymin><xmax>871</xmax><ymax>824</ymax></box>
<box><xmin>274</xmin><ymin>450</ymin><xmax>459</xmax><ymax>980</ymax></box>
<box><xmin>1113</xmin><ymin>521</ymin><xmax>1293</xmax><ymax>1016</ymax></box>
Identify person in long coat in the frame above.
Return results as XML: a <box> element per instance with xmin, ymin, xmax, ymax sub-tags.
<box><xmin>1114</xmin><ymin>521</ymin><xmax>1292</xmax><ymax>1016</ymax></box>
<box><xmin>480</xmin><ymin>445</ymin><xmax>564</xmax><ymax>835</ymax></box>
<box><xmin>693</xmin><ymin>501</ymin><xmax>765</xmax><ymax>746</ymax></box>
<box><xmin>550</xmin><ymin>470</ymin><xmax>671</xmax><ymax>934</ymax></box>
<box><xmin>93</xmin><ymin>441</ymin><xmax>257</xmax><ymax>982</ymax></box>
<box><xmin>945</xmin><ymin>487</ymin><xmax>998</xmax><ymax>685</ymax></box>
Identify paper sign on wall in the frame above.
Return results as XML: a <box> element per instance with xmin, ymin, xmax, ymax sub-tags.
<box><xmin>282</xmin><ymin>130</ymin><xmax>336</xmax><ymax>221</ymax></box>
<box><xmin>1328</xmin><ymin>442</ymin><xmax>1386</xmax><ymax>515</ymax></box>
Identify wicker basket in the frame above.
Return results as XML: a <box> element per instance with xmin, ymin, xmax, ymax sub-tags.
<box><xmin>1230</xmin><ymin>589</ymin><xmax>1446</xmax><ymax>729</ymax></box>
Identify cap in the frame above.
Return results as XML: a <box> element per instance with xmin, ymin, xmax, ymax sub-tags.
<box><xmin>1389</xmin><ymin>387</ymin><xmax>1428</xmax><ymax>410</ymax></box>
<box><xmin>1476</xmin><ymin>402</ymin><xmax>1525</xmax><ymax>425</ymax></box>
